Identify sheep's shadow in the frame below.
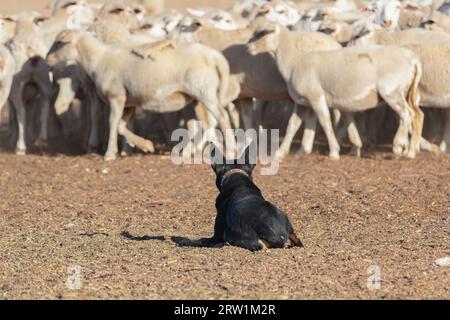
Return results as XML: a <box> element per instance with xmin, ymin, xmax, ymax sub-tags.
<box><xmin>120</xmin><ymin>231</ymin><xmax>224</xmax><ymax>248</ymax></box>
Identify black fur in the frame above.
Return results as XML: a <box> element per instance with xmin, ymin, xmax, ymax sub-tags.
<box><xmin>195</xmin><ymin>143</ymin><xmax>303</xmax><ymax>252</ymax></box>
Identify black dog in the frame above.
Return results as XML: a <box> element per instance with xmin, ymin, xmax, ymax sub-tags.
<box><xmin>183</xmin><ymin>143</ymin><xmax>303</xmax><ymax>251</ymax></box>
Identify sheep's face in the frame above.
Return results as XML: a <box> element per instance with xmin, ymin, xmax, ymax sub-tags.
<box><xmin>61</xmin><ymin>0</ymin><xmax>94</xmax><ymax>29</ymax></box>
<box><xmin>375</xmin><ymin>0</ymin><xmax>401</xmax><ymax>31</ymax></box>
<box><xmin>421</xmin><ymin>19</ymin><xmax>442</xmax><ymax>32</ymax></box>
<box><xmin>139</xmin><ymin>18</ymin><xmax>167</xmax><ymax>39</ymax></box>
<box><xmin>98</xmin><ymin>1</ymin><xmax>136</xmax><ymax>27</ymax></box>
<box><xmin>208</xmin><ymin>11</ymin><xmax>239</xmax><ymax>30</ymax></box>
<box><xmin>175</xmin><ymin>19</ymin><xmax>202</xmax><ymax>43</ymax></box>
<box><xmin>318</xmin><ymin>21</ymin><xmax>338</xmax><ymax>37</ymax></box>
<box><xmin>421</xmin><ymin>13</ymin><xmax>444</xmax><ymax>32</ymax></box>
<box><xmin>348</xmin><ymin>24</ymin><xmax>376</xmax><ymax>47</ymax></box>
<box><xmin>258</xmin><ymin>2</ymin><xmax>301</xmax><ymax>28</ymax></box>
<box><xmin>47</xmin><ymin>31</ymin><xmax>80</xmax><ymax>66</ymax></box>
<box><xmin>248</xmin><ymin>25</ymin><xmax>280</xmax><ymax>55</ymax></box>
<box><xmin>131</xmin><ymin>4</ymin><xmax>146</xmax><ymax>24</ymax></box>
<box><xmin>0</xmin><ymin>18</ymin><xmax>5</xmax><ymax>40</ymax></box>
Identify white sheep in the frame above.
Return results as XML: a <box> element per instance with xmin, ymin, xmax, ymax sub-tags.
<box><xmin>0</xmin><ymin>45</ymin><xmax>15</xmax><ymax>122</ymax></box>
<box><xmin>47</xmin><ymin>31</ymin><xmax>235</xmax><ymax>161</ymax></box>
<box><xmin>351</xmin><ymin>25</ymin><xmax>450</xmax><ymax>152</ymax></box>
<box><xmin>7</xmin><ymin>13</ymin><xmax>54</xmax><ymax>154</ymax></box>
<box><xmin>255</xmin><ymin>24</ymin><xmax>423</xmax><ymax>160</ymax></box>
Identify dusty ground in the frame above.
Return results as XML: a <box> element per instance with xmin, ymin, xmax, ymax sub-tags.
<box><xmin>0</xmin><ymin>0</ymin><xmax>448</xmax><ymax>301</ymax></box>
<box><xmin>0</xmin><ymin>150</ymin><xmax>449</xmax><ymax>300</ymax></box>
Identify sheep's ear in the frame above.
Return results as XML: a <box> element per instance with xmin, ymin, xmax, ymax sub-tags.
<box><xmin>34</xmin><ymin>17</ymin><xmax>49</xmax><ymax>26</ymax></box>
<box><xmin>257</xmin><ymin>6</ymin><xmax>271</xmax><ymax>15</ymax></box>
<box><xmin>187</xmin><ymin>8</ymin><xmax>207</xmax><ymax>17</ymax></box>
<box><xmin>1</xmin><ymin>15</ymin><xmax>16</xmax><ymax>22</ymax></box>
<box><xmin>210</xmin><ymin>143</ymin><xmax>225</xmax><ymax>174</ymax></box>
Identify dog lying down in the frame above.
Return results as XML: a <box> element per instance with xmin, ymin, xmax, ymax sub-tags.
<box><xmin>178</xmin><ymin>143</ymin><xmax>303</xmax><ymax>252</ymax></box>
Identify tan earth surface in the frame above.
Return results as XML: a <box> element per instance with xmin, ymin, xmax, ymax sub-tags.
<box><xmin>0</xmin><ymin>0</ymin><xmax>449</xmax><ymax>300</ymax></box>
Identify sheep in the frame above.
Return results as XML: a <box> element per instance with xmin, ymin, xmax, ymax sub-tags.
<box><xmin>186</xmin><ymin>8</ymin><xmax>241</xmax><ymax>30</ymax></box>
<box><xmin>178</xmin><ymin>14</ymin><xmax>343</xmax><ymax>159</ymax></box>
<box><xmin>398</xmin><ymin>4</ymin><xmax>430</xmax><ymax>30</ymax></box>
<box><xmin>421</xmin><ymin>11</ymin><xmax>450</xmax><ymax>32</ymax></box>
<box><xmin>351</xmin><ymin>25</ymin><xmax>450</xmax><ymax>152</ymax></box>
<box><xmin>373</xmin><ymin>0</ymin><xmax>402</xmax><ymax>31</ymax></box>
<box><xmin>435</xmin><ymin>0</ymin><xmax>450</xmax><ymax>14</ymax></box>
<box><xmin>6</xmin><ymin>4</ymin><xmax>96</xmax><ymax>155</ymax></box>
<box><xmin>254</xmin><ymin>24</ymin><xmax>423</xmax><ymax>160</ymax></box>
<box><xmin>46</xmin><ymin>0</ymin><xmax>95</xmax><ymax>32</ymax></box>
<box><xmin>0</xmin><ymin>16</ymin><xmax>17</xmax><ymax>44</ymax></box>
<box><xmin>139</xmin><ymin>0</ymin><xmax>165</xmax><ymax>16</ymax></box>
<box><xmin>96</xmin><ymin>0</ymin><xmax>141</xmax><ymax>31</ymax></box>
<box><xmin>47</xmin><ymin>31</ymin><xmax>235</xmax><ymax>161</ymax></box>
<box><xmin>6</xmin><ymin>13</ymin><xmax>54</xmax><ymax>154</ymax></box>
<box><xmin>350</xmin><ymin>23</ymin><xmax>450</xmax><ymax>46</ymax></box>
<box><xmin>0</xmin><ymin>45</ymin><xmax>15</xmax><ymax>122</ymax></box>
<box><xmin>317</xmin><ymin>19</ymin><xmax>354</xmax><ymax>45</ymax></box>
<box><xmin>176</xmin><ymin>18</ymin><xmax>255</xmax><ymax>51</ymax></box>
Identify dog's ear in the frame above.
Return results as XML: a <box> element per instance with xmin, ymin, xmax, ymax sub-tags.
<box><xmin>210</xmin><ymin>143</ymin><xmax>225</xmax><ymax>174</ymax></box>
<box><xmin>239</xmin><ymin>141</ymin><xmax>257</xmax><ymax>172</ymax></box>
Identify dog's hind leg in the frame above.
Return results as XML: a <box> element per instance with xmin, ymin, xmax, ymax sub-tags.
<box><xmin>224</xmin><ymin>229</ymin><xmax>264</xmax><ymax>252</ymax></box>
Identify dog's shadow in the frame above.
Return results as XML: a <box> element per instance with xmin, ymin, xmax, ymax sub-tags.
<box><xmin>120</xmin><ymin>231</ymin><xmax>223</xmax><ymax>248</ymax></box>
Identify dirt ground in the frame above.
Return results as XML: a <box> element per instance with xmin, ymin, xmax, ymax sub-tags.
<box><xmin>0</xmin><ymin>0</ymin><xmax>448</xmax><ymax>301</ymax></box>
<box><xmin>0</xmin><ymin>150</ymin><xmax>449</xmax><ymax>300</ymax></box>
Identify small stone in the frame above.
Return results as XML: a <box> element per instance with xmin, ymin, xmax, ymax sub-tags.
<box><xmin>63</xmin><ymin>223</ymin><xmax>75</xmax><ymax>230</ymax></box>
<box><xmin>102</xmin><ymin>168</ymin><xmax>109</xmax><ymax>174</ymax></box>
<box><xmin>434</xmin><ymin>257</ymin><xmax>450</xmax><ymax>266</ymax></box>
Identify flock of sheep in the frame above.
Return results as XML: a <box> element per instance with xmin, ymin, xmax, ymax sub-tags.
<box><xmin>1</xmin><ymin>0</ymin><xmax>450</xmax><ymax>161</ymax></box>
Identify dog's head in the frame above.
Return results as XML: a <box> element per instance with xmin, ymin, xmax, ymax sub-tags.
<box><xmin>210</xmin><ymin>143</ymin><xmax>256</xmax><ymax>191</ymax></box>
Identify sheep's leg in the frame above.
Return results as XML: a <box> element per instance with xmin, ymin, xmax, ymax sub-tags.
<box><xmin>186</xmin><ymin>117</ymin><xmax>200</xmax><ymax>156</ymax></box>
<box><xmin>382</xmin><ymin>94</ymin><xmax>414</xmax><ymax>158</ymax></box>
<box><xmin>34</xmin><ymin>79</ymin><xmax>52</xmax><ymax>150</ymax></box>
<box><xmin>297</xmin><ymin>107</ymin><xmax>317</xmax><ymax>156</ymax></box>
<box><xmin>86</xmin><ymin>90</ymin><xmax>101</xmax><ymax>153</ymax></box>
<box><xmin>238</xmin><ymin>99</ymin><xmax>254</xmax><ymax>130</ymax></box>
<box><xmin>10</xmin><ymin>83</ymin><xmax>27</xmax><ymax>155</ymax></box>
<box><xmin>275</xmin><ymin>104</ymin><xmax>302</xmax><ymax>160</ymax></box>
<box><xmin>253</xmin><ymin>99</ymin><xmax>265</xmax><ymax>132</ymax></box>
<box><xmin>407</xmin><ymin>95</ymin><xmax>424</xmax><ymax>159</ymax></box>
<box><xmin>190</xmin><ymin>103</ymin><xmax>210</xmax><ymax>154</ymax></box>
<box><xmin>420</xmin><ymin>137</ymin><xmax>440</xmax><ymax>154</ymax></box>
<box><xmin>0</xmin><ymin>77</ymin><xmax>12</xmax><ymax>122</ymax></box>
<box><xmin>226</xmin><ymin>102</ymin><xmax>240</xmax><ymax>129</ymax></box>
<box><xmin>55</xmin><ymin>78</ymin><xmax>76</xmax><ymax>116</ymax></box>
<box><xmin>118</xmin><ymin>108</ymin><xmax>155</xmax><ymax>155</ymax></box>
<box><xmin>332</xmin><ymin>109</ymin><xmax>342</xmax><ymax>128</ymax></box>
<box><xmin>195</xmin><ymin>110</ymin><xmax>219</xmax><ymax>154</ymax></box>
<box><xmin>440</xmin><ymin>109</ymin><xmax>450</xmax><ymax>153</ymax></box>
<box><xmin>337</xmin><ymin>112</ymin><xmax>363</xmax><ymax>157</ymax></box>
<box><xmin>105</xmin><ymin>97</ymin><xmax>125</xmax><ymax>161</ymax></box>
<box><xmin>120</xmin><ymin>108</ymin><xmax>135</xmax><ymax>157</ymax></box>
<box><xmin>210</xmin><ymin>106</ymin><xmax>235</xmax><ymax>159</ymax></box>
<box><xmin>308</xmin><ymin>96</ymin><xmax>340</xmax><ymax>160</ymax></box>
<box><xmin>335</xmin><ymin>113</ymin><xmax>348</xmax><ymax>144</ymax></box>
<box><xmin>178</xmin><ymin>104</ymin><xmax>201</xmax><ymax>155</ymax></box>
<box><xmin>347</xmin><ymin>117</ymin><xmax>363</xmax><ymax>157</ymax></box>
